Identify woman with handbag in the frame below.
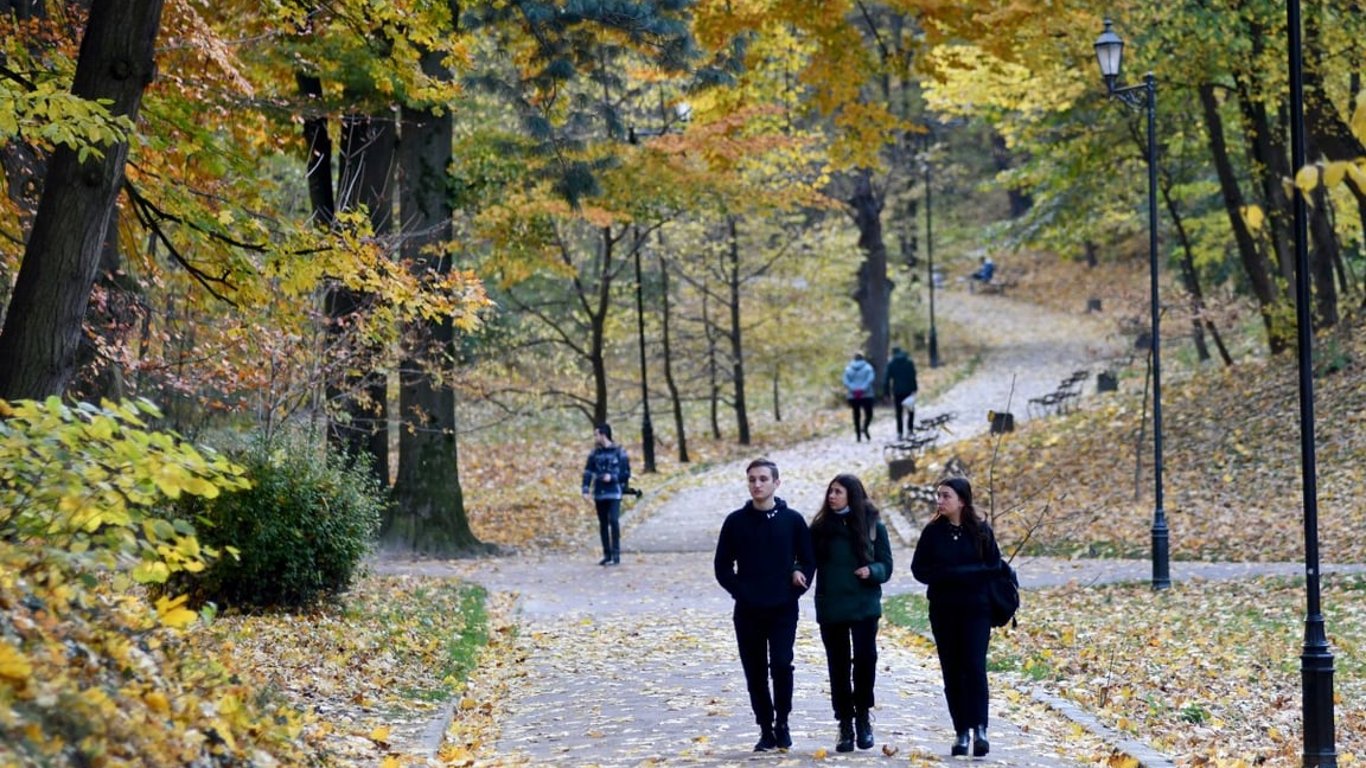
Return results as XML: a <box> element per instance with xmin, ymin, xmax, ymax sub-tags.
<box><xmin>910</xmin><ymin>477</ymin><xmax>1002</xmax><ymax>757</ymax></box>
<box><xmin>810</xmin><ymin>474</ymin><xmax>893</xmax><ymax>752</ymax></box>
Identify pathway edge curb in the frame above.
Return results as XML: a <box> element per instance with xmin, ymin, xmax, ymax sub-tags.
<box><xmin>1023</xmin><ymin>683</ymin><xmax>1176</xmax><ymax>768</ymax></box>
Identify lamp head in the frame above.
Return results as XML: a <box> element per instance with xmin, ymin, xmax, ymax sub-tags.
<box><xmin>1094</xmin><ymin>18</ymin><xmax>1124</xmax><ymax>90</ymax></box>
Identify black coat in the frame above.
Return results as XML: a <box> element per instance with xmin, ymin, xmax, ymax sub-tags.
<box><xmin>714</xmin><ymin>498</ymin><xmax>815</xmax><ymax>609</ymax></box>
<box><xmin>910</xmin><ymin>517</ymin><xmax>1001</xmax><ymax>613</ymax></box>
<box><xmin>884</xmin><ymin>353</ymin><xmax>919</xmax><ymax>398</ymax></box>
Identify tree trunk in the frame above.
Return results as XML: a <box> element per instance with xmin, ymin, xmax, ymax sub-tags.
<box><xmin>1198</xmin><ymin>83</ymin><xmax>1287</xmax><ymax>354</ymax></box>
<box><xmin>659</xmin><ymin>256</ymin><xmax>688</xmax><ymax>463</ymax></box>
<box><xmin>0</xmin><ymin>0</ymin><xmax>164</xmax><ymax>400</ymax></box>
<box><xmin>704</xmin><ymin>289</ymin><xmax>720</xmax><ymax>440</ymax></box>
<box><xmin>327</xmin><ymin>110</ymin><xmax>395</xmax><ymax>487</ymax></box>
<box><xmin>1237</xmin><ymin>22</ymin><xmax>1294</xmax><ymax>288</ymax></box>
<box><xmin>991</xmin><ymin>131</ymin><xmax>1031</xmax><ymax>217</ymax></box>
<box><xmin>1160</xmin><ymin>172</ymin><xmax>1232</xmax><ymax>366</ymax></box>
<box><xmin>848</xmin><ymin>169</ymin><xmax>890</xmax><ymax>392</ymax></box>
<box><xmin>727</xmin><ymin>216</ymin><xmax>750</xmax><ymax>445</ymax></box>
<box><xmin>386</xmin><ymin>3</ymin><xmax>482</xmax><ymax>555</ymax></box>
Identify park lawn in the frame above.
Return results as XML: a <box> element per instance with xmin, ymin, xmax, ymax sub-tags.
<box><xmin>886</xmin><ymin>574</ymin><xmax>1366</xmax><ymax>767</ymax></box>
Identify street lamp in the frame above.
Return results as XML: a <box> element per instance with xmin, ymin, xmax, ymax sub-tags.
<box><xmin>1286</xmin><ymin>2</ymin><xmax>1336</xmax><ymax>764</ymax></box>
<box><xmin>923</xmin><ymin>152</ymin><xmax>940</xmax><ymax>368</ymax></box>
<box><xmin>632</xmin><ymin>225</ymin><xmax>656</xmax><ymax>473</ymax></box>
<box><xmin>624</xmin><ymin>100</ymin><xmax>690</xmax><ymax>473</ymax></box>
<box><xmin>1093</xmin><ymin>19</ymin><xmax>1169</xmax><ymax>590</ymax></box>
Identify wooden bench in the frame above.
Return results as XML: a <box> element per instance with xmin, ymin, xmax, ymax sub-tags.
<box><xmin>1026</xmin><ymin>370</ymin><xmax>1089</xmax><ymax>419</ymax></box>
<box><xmin>883</xmin><ymin>412</ymin><xmax>957</xmax><ymax>480</ymax></box>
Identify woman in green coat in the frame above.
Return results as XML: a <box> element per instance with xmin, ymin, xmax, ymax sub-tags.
<box><xmin>810</xmin><ymin>474</ymin><xmax>893</xmax><ymax>753</ymax></box>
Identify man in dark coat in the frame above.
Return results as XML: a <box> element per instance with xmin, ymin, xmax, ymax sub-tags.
<box><xmin>714</xmin><ymin>458</ymin><xmax>816</xmax><ymax>752</ymax></box>
<box><xmin>884</xmin><ymin>346</ymin><xmax>919</xmax><ymax>439</ymax></box>
<box><xmin>581</xmin><ymin>423</ymin><xmax>630</xmax><ymax>565</ymax></box>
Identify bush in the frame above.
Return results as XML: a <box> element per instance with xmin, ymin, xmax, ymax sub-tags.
<box><xmin>187</xmin><ymin>436</ymin><xmax>384</xmax><ymax>609</ymax></box>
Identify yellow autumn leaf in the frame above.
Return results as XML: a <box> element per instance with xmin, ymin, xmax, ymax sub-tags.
<box><xmin>1324</xmin><ymin>161</ymin><xmax>1351</xmax><ymax>188</ymax></box>
<box><xmin>370</xmin><ymin>725</ymin><xmax>391</xmax><ymax>744</ymax></box>
<box><xmin>144</xmin><ymin>691</ymin><xmax>171</xmax><ymax>715</ymax></box>
<box><xmin>133</xmin><ymin>560</ymin><xmax>171</xmax><ymax>585</ymax></box>
<box><xmin>380</xmin><ymin>757</ymin><xmax>401</xmax><ymax>768</ymax></box>
<box><xmin>813</xmin><ymin>746</ymin><xmax>828</xmax><ymax>759</ymax></box>
<box><xmin>1352</xmin><ymin>91</ymin><xmax>1366</xmax><ymax>143</ymax></box>
<box><xmin>0</xmin><ymin>639</ymin><xmax>32</xmax><ymax>683</ymax></box>
<box><xmin>1295</xmin><ymin>164</ymin><xmax>1320</xmax><ymax>195</ymax></box>
<box><xmin>1347</xmin><ymin>163</ymin><xmax>1366</xmax><ymax>195</ymax></box>
<box><xmin>154</xmin><ymin>593</ymin><xmax>198</xmax><ymax>629</ymax></box>
<box><xmin>1240</xmin><ymin>204</ymin><xmax>1264</xmax><ymax>232</ymax></box>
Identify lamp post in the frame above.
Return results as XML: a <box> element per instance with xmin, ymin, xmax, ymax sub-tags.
<box><xmin>625</xmin><ymin>100</ymin><xmax>689</xmax><ymax>473</ymax></box>
<box><xmin>1286</xmin><ymin>2</ymin><xmax>1336</xmax><ymax>764</ymax></box>
<box><xmin>924</xmin><ymin>154</ymin><xmax>940</xmax><ymax>368</ymax></box>
<box><xmin>632</xmin><ymin>225</ymin><xmax>656</xmax><ymax>473</ymax></box>
<box><xmin>1094</xmin><ymin>19</ymin><xmax>1169</xmax><ymax>590</ymax></box>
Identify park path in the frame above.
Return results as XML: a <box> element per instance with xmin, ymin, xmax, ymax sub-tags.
<box><xmin>376</xmin><ymin>290</ymin><xmax>1169</xmax><ymax>766</ymax></box>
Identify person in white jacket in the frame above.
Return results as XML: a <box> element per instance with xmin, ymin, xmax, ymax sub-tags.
<box><xmin>842</xmin><ymin>353</ymin><xmax>876</xmax><ymax>442</ymax></box>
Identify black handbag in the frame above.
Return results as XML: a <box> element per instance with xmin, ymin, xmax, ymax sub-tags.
<box><xmin>987</xmin><ymin>559</ymin><xmax>1019</xmax><ymax>628</ymax></box>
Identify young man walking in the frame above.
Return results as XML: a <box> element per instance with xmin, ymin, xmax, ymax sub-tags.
<box><xmin>714</xmin><ymin>459</ymin><xmax>816</xmax><ymax>751</ymax></box>
<box><xmin>581</xmin><ymin>423</ymin><xmax>630</xmax><ymax>565</ymax></box>
<box><xmin>884</xmin><ymin>346</ymin><xmax>919</xmax><ymax>439</ymax></box>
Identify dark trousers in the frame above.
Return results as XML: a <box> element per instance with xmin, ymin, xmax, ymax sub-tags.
<box><xmin>893</xmin><ymin>395</ymin><xmax>915</xmax><ymax>437</ymax></box>
<box><xmin>819</xmin><ymin>616</ymin><xmax>880</xmax><ymax>720</ymax></box>
<box><xmin>848</xmin><ymin>397</ymin><xmax>873</xmax><ymax>439</ymax></box>
<box><xmin>733</xmin><ymin>602</ymin><xmax>799</xmax><ymax>727</ymax></box>
<box><xmin>594</xmin><ymin>498</ymin><xmax>620</xmax><ymax>557</ymax></box>
<box><xmin>929</xmin><ymin>607</ymin><xmax>991</xmax><ymax>732</ymax></box>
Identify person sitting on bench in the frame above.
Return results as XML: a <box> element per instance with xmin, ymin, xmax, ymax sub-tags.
<box><xmin>969</xmin><ymin>255</ymin><xmax>996</xmax><ymax>285</ymax></box>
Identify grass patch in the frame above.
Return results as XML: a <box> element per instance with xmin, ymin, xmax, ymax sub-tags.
<box><xmin>882</xmin><ymin>592</ymin><xmax>931</xmax><ymax>636</ymax></box>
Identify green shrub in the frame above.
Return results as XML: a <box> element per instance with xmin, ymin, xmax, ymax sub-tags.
<box><xmin>187</xmin><ymin>435</ymin><xmax>384</xmax><ymax>609</ymax></box>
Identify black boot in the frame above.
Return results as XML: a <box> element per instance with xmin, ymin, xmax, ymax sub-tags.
<box><xmin>598</xmin><ymin>555</ymin><xmax>611</xmax><ymax>566</ymax></box>
<box><xmin>854</xmin><ymin>710</ymin><xmax>873</xmax><ymax>750</ymax></box>
<box><xmin>951</xmin><ymin>730</ymin><xmax>970</xmax><ymax>756</ymax></box>
<box><xmin>774</xmin><ymin>720</ymin><xmax>791</xmax><ymax>749</ymax></box>
<box><xmin>835</xmin><ymin>719</ymin><xmax>854</xmax><ymax>752</ymax></box>
<box><xmin>972</xmin><ymin>725</ymin><xmax>989</xmax><ymax>756</ymax></box>
<box><xmin>611</xmin><ymin>550</ymin><xmax>620</xmax><ymax>565</ymax></box>
<box><xmin>754</xmin><ymin>726</ymin><xmax>777</xmax><ymax>752</ymax></box>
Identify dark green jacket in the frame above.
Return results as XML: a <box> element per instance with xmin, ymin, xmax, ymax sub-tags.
<box><xmin>812</xmin><ymin>513</ymin><xmax>893</xmax><ymax>625</ymax></box>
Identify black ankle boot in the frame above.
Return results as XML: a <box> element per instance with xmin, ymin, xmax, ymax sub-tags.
<box><xmin>972</xmin><ymin>725</ymin><xmax>989</xmax><ymax>756</ymax></box>
<box><xmin>854</xmin><ymin>710</ymin><xmax>873</xmax><ymax>750</ymax></box>
<box><xmin>774</xmin><ymin>720</ymin><xmax>791</xmax><ymax>749</ymax></box>
<box><xmin>754</xmin><ymin>727</ymin><xmax>777</xmax><ymax>752</ymax></box>
<box><xmin>835</xmin><ymin>719</ymin><xmax>854</xmax><ymax>752</ymax></box>
<box><xmin>951</xmin><ymin>730</ymin><xmax>970</xmax><ymax>756</ymax></box>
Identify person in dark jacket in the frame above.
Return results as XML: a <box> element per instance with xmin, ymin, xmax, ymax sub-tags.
<box><xmin>810</xmin><ymin>474</ymin><xmax>893</xmax><ymax>753</ymax></box>
<box><xmin>581</xmin><ymin>423</ymin><xmax>630</xmax><ymax>565</ymax></box>
<box><xmin>910</xmin><ymin>477</ymin><xmax>1001</xmax><ymax>758</ymax></box>
<box><xmin>714</xmin><ymin>458</ymin><xmax>816</xmax><ymax>752</ymax></box>
<box><xmin>883</xmin><ymin>346</ymin><xmax>919</xmax><ymax>439</ymax></box>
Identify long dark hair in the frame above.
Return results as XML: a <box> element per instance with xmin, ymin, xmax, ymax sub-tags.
<box><xmin>936</xmin><ymin>476</ymin><xmax>988</xmax><ymax>559</ymax></box>
<box><xmin>812</xmin><ymin>474</ymin><xmax>880</xmax><ymax>566</ymax></box>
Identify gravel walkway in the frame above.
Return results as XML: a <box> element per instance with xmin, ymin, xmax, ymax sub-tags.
<box><xmin>379</xmin><ymin>290</ymin><xmax>1343</xmax><ymax>766</ymax></box>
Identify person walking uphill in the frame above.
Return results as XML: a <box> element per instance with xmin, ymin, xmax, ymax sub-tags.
<box><xmin>810</xmin><ymin>474</ymin><xmax>892</xmax><ymax>753</ymax></box>
<box><xmin>910</xmin><ymin>477</ymin><xmax>1002</xmax><ymax>758</ymax></box>
<box><xmin>581</xmin><ymin>423</ymin><xmax>630</xmax><ymax>566</ymax></box>
<box><xmin>714</xmin><ymin>459</ymin><xmax>816</xmax><ymax>752</ymax></box>
<box><xmin>884</xmin><ymin>346</ymin><xmax>919</xmax><ymax>440</ymax></box>
<box><xmin>842</xmin><ymin>353</ymin><xmax>876</xmax><ymax>442</ymax></box>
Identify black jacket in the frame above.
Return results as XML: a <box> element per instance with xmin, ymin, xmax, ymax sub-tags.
<box><xmin>714</xmin><ymin>498</ymin><xmax>815</xmax><ymax>609</ymax></box>
<box><xmin>884</xmin><ymin>352</ymin><xmax>919</xmax><ymax>398</ymax></box>
<box><xmin>910</xmin><ymin>517</ymin><xmax>1001</xmax><ymax>612</ymax></box>
<box><xmin>582</xmin><ymin>445</ymin><xmax>631</xmax><ymax>500</ymax></box>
